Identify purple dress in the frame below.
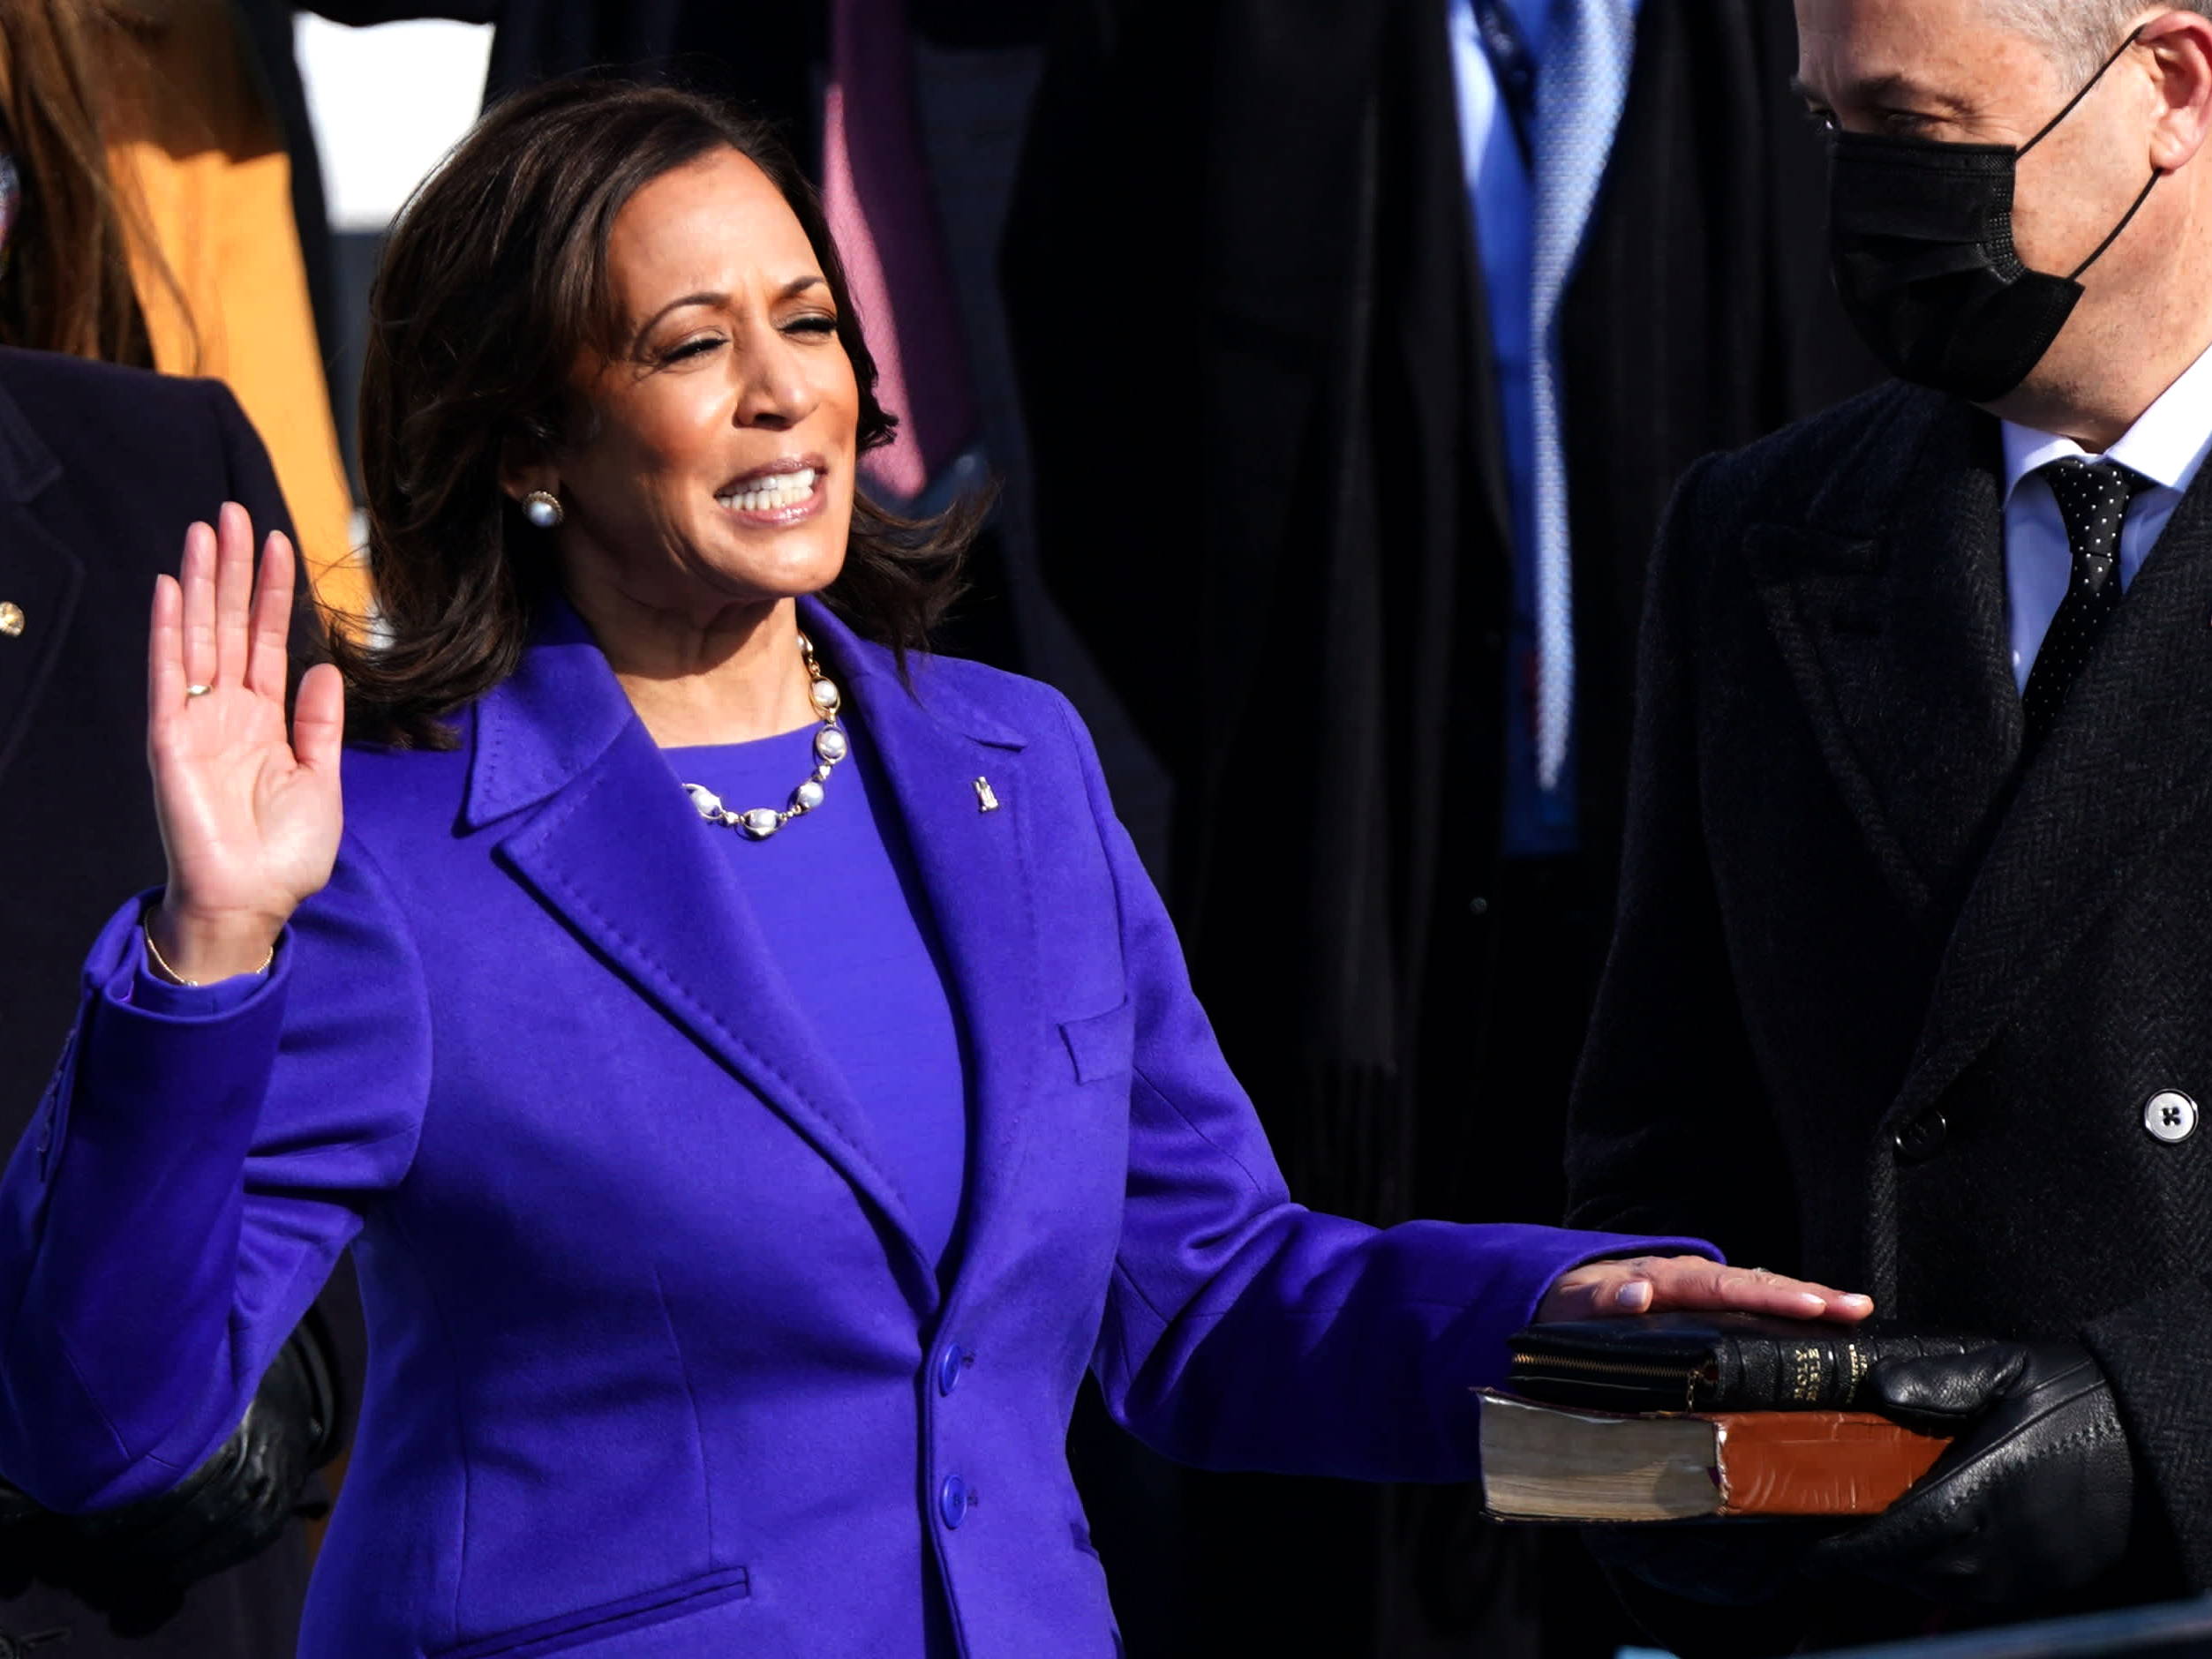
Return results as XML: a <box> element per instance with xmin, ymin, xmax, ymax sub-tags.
<box><xmin>666</xmin><ymin>724</ymin><xmax>969</xmax><ymax>1268</ymax></box>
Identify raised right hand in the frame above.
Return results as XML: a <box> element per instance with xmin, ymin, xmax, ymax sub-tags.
<box><xmin>145</xmin><ymin>503</ymin><xmax>345</xmax><ymax>983</ymax></box>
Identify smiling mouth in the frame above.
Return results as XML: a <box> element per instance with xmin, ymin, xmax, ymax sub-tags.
<box><xmin>716</xmin><ymin>466</ymin><xmax>821</xmax><ymax>514</ymax></box>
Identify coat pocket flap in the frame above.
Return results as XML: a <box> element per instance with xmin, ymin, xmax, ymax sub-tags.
<box><xmin>433</xmin><ymin>1568</ymin><xmax>751</xmax><ymax>1659</ymax></box>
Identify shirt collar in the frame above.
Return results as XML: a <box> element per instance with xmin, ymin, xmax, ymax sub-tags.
<box><xmin>2004</xmin><ymin>338</ymin><xmax>2212</xmax><ymax>502</ymax></box>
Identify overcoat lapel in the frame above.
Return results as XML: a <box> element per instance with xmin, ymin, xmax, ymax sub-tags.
<box><xmin>809</xmin><ymin>602</ymin><xmax>1041</xmax><ymax>1288</ymax></box>
<box><xmin>1745</xmin><ymin>394</ymin><xmax>2021</xmax><ymax>929</ymax></box>
<box><xmin>468</xmin><ymin>605</ymin><xmax>938</xmax><ymax>1306</ymax></box>
<box><xmin>1894</xmin><ymin>462</ymin><xmax>2212</xmax><ymax>1122</ymax></box>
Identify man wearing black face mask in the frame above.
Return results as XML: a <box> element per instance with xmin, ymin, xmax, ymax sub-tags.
<box><xmin>1562</xmin><ymin>0</ymin><xmax>2212</xmax><ymax>1648</ymax></box>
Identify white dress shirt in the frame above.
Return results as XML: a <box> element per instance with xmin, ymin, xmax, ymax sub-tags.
<box><xmin>2003</xmin><ymin>341</ymin><xmax>2212</xmax><ymax>691</ymax></box>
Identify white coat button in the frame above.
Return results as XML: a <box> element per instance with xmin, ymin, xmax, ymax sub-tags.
<box><xmin>2145</xmin><ymin>1091</ymin><xmax>2199</xmax><ymax>1144</ymax></box>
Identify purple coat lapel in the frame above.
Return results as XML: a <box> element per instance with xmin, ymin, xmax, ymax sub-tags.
<box><xmin>461</xmin><ymin>598</ymin><xmax>1043</xmax><ymax>1300</ymax></box>
<box><xmin>466</xmin><ymin>603</ymin><xmax>944</xmax><ymax>1302</ymax></box>
<box><xmin>808</xmin><ymin>601</ymin><xmax>1042</xmax><ymax>1280</ymax></box>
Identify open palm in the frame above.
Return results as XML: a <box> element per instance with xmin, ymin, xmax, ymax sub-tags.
<box><xmin>146</xmin><ymin>503</ymin><xmax>344</xmax><ymax>980</ymax></box>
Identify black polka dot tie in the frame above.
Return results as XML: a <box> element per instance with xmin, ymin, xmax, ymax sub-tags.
<box><xmin>2020</xmin><ymin>456</ymin><xmax>2149</xmax><ymax>750</ymax></box>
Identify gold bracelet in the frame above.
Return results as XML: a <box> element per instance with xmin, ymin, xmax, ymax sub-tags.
<box><xmin>142</xmin><ymin>920</ymin><xmax>275</xmax><ymax>987</ymax></box>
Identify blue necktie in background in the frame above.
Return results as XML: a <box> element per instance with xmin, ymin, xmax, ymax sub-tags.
<box><xmin>1526</xmin><ymin>0</ymin><xmax>1634</xmax><ymax>792</ymax></box>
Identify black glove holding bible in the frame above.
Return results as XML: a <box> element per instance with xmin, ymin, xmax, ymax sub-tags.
<box><xmin>1805</xmin><ymin>1340</ymin><xmax>2139</xmax><ymax>1604</ymax></box>
<box><xmin>0</xmin><ymin>1312</ymin><xmax>341</xmax><ymax>1625</ymax></box>
<box><xmin>1503</xmin><ymin>1314</ymin><xmax>2142</xmax><ymax>1608</ymax></box>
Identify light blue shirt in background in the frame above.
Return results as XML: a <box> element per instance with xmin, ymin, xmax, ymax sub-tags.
<box><xmin>1446</xmin><ymin>0</ymin><xmax>1641</xmax><ymax>857</ymax></box>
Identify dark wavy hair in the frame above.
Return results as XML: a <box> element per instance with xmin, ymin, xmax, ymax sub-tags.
<box><xmin>335</xmin><ymin>76</ymin><xmax>980</xmax><ymax>747</ymax></box>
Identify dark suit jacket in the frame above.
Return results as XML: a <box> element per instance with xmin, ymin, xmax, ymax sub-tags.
<box><xmin>1567</xmin><ymin>381</ymin><xmax>2212</xmax><ymax>1648</ymax></box>
<box><xmin>0</xmin><ymin>345</ymin><xmax>319</xmax><ymax>1658</ymax></box>
<box><xmin>0</xmin><ymin>349</ymin><xmax>299</xmax><ymax>1118</ymax></box>
<box><xmin>1004</xmin><ymin>0</ymin><xmax>1878</xmax><ymax>1229</ymax></box>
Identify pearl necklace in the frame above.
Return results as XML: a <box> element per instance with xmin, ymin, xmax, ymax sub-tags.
<box><xmin>680</xmin><ymin>632</ymin><xmax>850</xmax><ymax>839</ymax></box>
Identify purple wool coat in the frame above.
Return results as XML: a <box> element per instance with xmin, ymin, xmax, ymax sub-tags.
<box><xmin>0</xmin><ymin>599</ymin><xmax>1700</xmax><ymax>1658</ymax></box>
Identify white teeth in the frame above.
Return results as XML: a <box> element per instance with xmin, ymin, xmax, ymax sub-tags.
<box><xmin>719</xmin><ymin>467</ymin><xmax>819</xmax><ymax>514</ymax></box>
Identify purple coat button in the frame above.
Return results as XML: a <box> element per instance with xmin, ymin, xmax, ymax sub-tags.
<box><xmin>939</xmin><ymin>1475</ymin><xmax>970</xmax><ymax>1529</ymax></box>
<box><xmin>937</xmin><ymin>1342</ymin><xmax>971</xmax><ymax>1396</ymax></box>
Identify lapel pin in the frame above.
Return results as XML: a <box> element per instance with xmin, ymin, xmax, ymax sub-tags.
<box><xmin>974</xmin><ymin>777</ymin><xmax>1001</xmax><ymax>813</ymax></box>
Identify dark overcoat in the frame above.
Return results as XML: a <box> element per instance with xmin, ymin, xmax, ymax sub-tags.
<box><xmin>0</xmin><ymin>349</ymin><xmax>296</xmax><ymax>1127</ymax></box>
<box><xmin>0</xmin><ymin>345</ymin><xmax>321</xmax><ymax>1658</ymax></box>
<box><xmin>1567</xmin><ymin>380</ymin><xmax>2212</xmax><ymax>1648</ymax></box>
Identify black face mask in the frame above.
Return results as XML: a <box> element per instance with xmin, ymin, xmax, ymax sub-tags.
<box><xmin>1827</xmin><ymin>29</ymin><xmax>2161</xmax><ymax>403</ymax></box>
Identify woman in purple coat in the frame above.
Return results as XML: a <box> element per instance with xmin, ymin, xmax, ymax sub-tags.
<box><xmin>0</xmin><ymin>79</ymin><xmax>1870</xmax><ymax>1659</ymax></box>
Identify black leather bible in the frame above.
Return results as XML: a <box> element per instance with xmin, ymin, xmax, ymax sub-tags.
<box><xmin>1504</xmin><ymin>1312</ymin><xmax>1995</xmax><ymax>1415</ymax></box>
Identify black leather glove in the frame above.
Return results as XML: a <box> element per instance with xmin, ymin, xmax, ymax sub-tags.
<box><xmin>4</xmin><ymin>1312</ymin><xmax>341</xmax><ymax>1621</ymax></box>
<box><xmin>1807</xmin><ymin>1340</ymin><xmax>2136</xmax><ymax>1606</ymax></box>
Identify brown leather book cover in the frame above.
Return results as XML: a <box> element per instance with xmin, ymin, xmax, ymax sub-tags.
<box><xmin>1478</xmin><ymin>1392</ymin><xmax>1951</xmax><ymax>1522</ymax></box>
<box><xmin>1711</xmin><ymin>1411</ymin><xmax>1948</xmax><ymax>1515</ymax></box>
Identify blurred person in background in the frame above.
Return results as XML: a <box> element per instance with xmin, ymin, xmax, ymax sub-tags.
<box><xmin>0</xmin><ymin>0</ymin><xmax>444</xmax><ymax>626</ymax></box>
<box><xmin>1001</xmin><ymin>0</ymin><xmax>1880</xmax><ymax>1655</ymax></box>
<box><xmin>0</xmin><ymin>339</ymin><xmax>349</xmax><ymax>1654</ymax></box>
<box><xmin>0</xmin><ymin>13</ymin><xmax>370</xmax><ymax>1650</ymax></box>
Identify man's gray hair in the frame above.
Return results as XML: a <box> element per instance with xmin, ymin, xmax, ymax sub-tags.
<box><xmin>1988</xmin><ymin>3</ymin><xmax>2212</xmax><ymax>84</ymax></box>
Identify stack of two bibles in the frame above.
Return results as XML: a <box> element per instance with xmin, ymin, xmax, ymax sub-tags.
<box><xmin>1479</xmin><ymin>1315</ymin><xmax>1985</xmax><ymax>1522</ymax></box>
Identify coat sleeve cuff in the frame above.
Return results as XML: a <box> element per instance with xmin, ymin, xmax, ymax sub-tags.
<box><xmin>1408</xmin><ymin>1227</ymin><xmax>1719</xmax><ymax>1480</ymax></box>
<box><xmin>125</xmin><ymin>953</ymin><xmax>281</xmax><ymax>1021</ymax></box>
<box><xmin>96</xmin><ymin>896</ymin><xmax>286</xmax><ymax>1025</ymax></box>
<box><xmin>1456</xmin><ymin>1228</ymin><xmax>1722</xmax><ymax>1391</ymax></box>
<box><xmin>54</xmin><ymin>896</ymin><xmax>293</xmax><ymax>1167</ymax></box>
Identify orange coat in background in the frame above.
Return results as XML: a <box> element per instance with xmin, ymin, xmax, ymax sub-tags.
<box><xmin>104</xmin><ymin>0</ymin><xmax>368</xmax><ymax>626</ymax></box>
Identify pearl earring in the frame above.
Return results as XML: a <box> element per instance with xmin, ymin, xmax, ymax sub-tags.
<box><xmin>523</xmin><ymin>490</ymin><xmax>564</xmax><ymax>529</ymax></box>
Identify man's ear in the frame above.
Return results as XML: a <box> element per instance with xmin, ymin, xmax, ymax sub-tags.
<box><xmin>2143</xmin><ymin>10</ymin><xmax>2212</xmax><ymax>173</ymax></box>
